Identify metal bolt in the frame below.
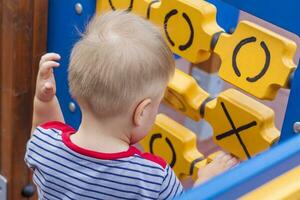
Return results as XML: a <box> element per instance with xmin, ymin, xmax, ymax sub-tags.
<box><xmin>69</xmin><ymin>102</ymin><xmax>76</xmax><ymax>113</ymax></box>
<box><xmin>75</xmin><ymin>3</ymin><xmax>83</xmax><ymax>15</ymax></box>
<box><xmin>21</xmin><ymin>184</ymin><xmax>35</xmax><ymax>197</ymax></box>
<box><xmin>293</xmin><ymin>122</ymin><xmax>300</xmax><ymax>133</ymax></box>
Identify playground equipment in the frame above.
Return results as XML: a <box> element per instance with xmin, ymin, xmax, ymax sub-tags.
<box><xmin>48</xmin><ymin>0</ymin><xmax>300</xmax><ymax>199</ymax></box>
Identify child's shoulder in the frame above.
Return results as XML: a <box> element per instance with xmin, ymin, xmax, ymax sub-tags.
<box><xmin>31</xmin><ymin>121</ymin><xmax>74</xmax><ymax>143</ymax></box>
<box><xmin>131</xmin><ymin>147</ymin><xmax>168</xmax><ymax>171</ymax></box>
<box><xmin>39</xmin><ymin>121</ymin><xmax>75</xmax><ymax>133</ymax></box>
<box><xmin>137</xmin><ymin>152</ymin><xmax>168</xmax><ymax>169</ymax></box>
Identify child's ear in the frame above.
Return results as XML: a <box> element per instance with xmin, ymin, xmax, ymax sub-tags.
<box><xmin>133</xmin><ymin>98</ymin><xmax>152</xmax><ymax>126</ymax></box>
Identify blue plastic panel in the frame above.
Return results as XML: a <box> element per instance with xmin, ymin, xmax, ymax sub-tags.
<box><xmin>207</xmin><ymin>0</ymin><xmax>239</xmax><ymax>32</ymax></box>
<box><xmin>280</xmin><ymin>62</ymin><xmax>300</xmax><ymax>142</ymax></box>
<box><xmin>176</xmin><ymin>133</ymin><xmax>300</xmax><ymax>199</ymax></box>
<box><xmin>220</xmin><ymin>0</ymin><xmax>300</xmax><ymax>36</ymax></box>
<box><xmin>47</xmin><ymin>0</ymin><xmax>96</xmax><ymax>129</ymax></box>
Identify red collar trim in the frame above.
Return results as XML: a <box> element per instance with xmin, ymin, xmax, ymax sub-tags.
<box><xmin>62</xmin><ymin>131</ymin><xmax>140</xmax><ymax>160</ymax></box>
<box><xmin>40</xmin><ymin>121</ymin><xmax>141</xmax><ymax>160</ymax></box>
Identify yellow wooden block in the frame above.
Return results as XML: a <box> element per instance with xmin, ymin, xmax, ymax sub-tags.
<box><xmin>214</xmin><ymin>21</ymin><xmax>297</xmax><ymax>100</ymax></box>
<box><xmin>140</xmin><ymin>114</ymin><xmax>208</xmax><ymax>180</ymax></box>
<box><xmin>241</xmin><ymin>166</ymin><xmax>300</xmax><ymax>200</ymax></box>
<box><xmin>149</xmin><ymin>0</ymin><xmax>223</xmax><ymax>63</ymax></box>
<box><xmin>164</xmin><ymin>69</ymin><xmax>210</xmax><ymax>121</ymax></box>
<box><xmin>97</xmin><ymin>0</ymin><xmax>223</xmax><ymax>63</ymax></box>
<box><xmin>204</xmin><ymin>89</ymin><xmax>280</xmax><ymax>160</ymax></box>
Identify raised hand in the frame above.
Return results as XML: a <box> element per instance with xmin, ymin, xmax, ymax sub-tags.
<box><xmin>32</xmin><ymin>53</ymin><xmax>64</xmax><ymax>132</ymax></box>
<box><xmin>36</xmin><ymin>53</ymin><xmax>61</xmax><ymax>102</ymax></box>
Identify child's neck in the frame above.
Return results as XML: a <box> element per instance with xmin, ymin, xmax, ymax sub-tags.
<box><xmin>70</xmin><ymin>111</ymin><xmax>131</xmax><ymax>153</ymax></box>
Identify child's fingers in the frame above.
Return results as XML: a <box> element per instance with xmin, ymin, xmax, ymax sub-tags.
<box><xmin>226</xmin><ymin>157</ymin><xmax>239</xmax><ymax>167</ymax></box>
<box><xmin>216</xmin><ymin>152</ymin><xmax>232</xmax><ymax>163</ymax></box>
<box><xmin>41</xmin><ymin>61</ymin><xmax>60</xmax><ymax>69</ymax></box>
<box><xmin>40</xmin><ymin>53</ymin><xmax>61</xmax><ymax>64</ymax></box>
<box><xmin>215</xmin><ymin>151</ymin><xmax>226</xmax><ymax>160</ymax></box>
<box><xmin>39</xmin><ymin>61</ymin><xmax>60</xmax><ymax>77</ymax></box>
<box><xmin>212</xmin><ymin>152</ymin><xmax>238</xmax><ymax>166</ymax></box>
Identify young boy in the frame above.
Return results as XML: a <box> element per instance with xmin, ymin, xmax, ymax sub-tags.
<box><xmin>25</xmin><ymin>11</ymin><xmax>238</xmax><ymax>199</ymax></box>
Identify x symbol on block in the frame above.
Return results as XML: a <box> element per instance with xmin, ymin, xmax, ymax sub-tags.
<box><xmin>216</xmin><ymin>102</ymin><xmax>257</xmax><ymax>159</ymax></box>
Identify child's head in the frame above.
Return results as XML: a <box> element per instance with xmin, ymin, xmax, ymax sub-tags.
<box><xmin>68</xmin><ymin>11</ymin><xmax>175</xmax><ymax>143</ymax></box>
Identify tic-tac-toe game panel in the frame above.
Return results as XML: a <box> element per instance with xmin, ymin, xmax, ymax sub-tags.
<box><xmin>48</xmin><ymin>0</ymin><xmax>300</xmax><ymax>199</ymax></box>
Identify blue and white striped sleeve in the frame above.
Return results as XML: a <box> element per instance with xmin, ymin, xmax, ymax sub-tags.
<box><xmin>24</xmin><ymin>129</ymin><xmax>40</xmax><ymax>170</ymax></box>
<box><xmin>158</xmin><ymin>165</ymin><xmax>184</xmax><ymax>200</ymax></box>
<box><xmin>24</xmin><ymin>123</ymin><xmax>62</xmax><ymax>171</ymax></box>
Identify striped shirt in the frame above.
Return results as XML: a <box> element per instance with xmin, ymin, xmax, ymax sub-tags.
<box><xmin>25</xmin><ymin>121</ymin><xmax>184</xmax><ymax>200</ymax></box>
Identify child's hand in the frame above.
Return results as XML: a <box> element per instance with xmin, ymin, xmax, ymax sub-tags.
<box><xmin>36</xmin><ymin>53</ymin><xmax>61</xmax><ymax>102</ymax></box>
<box><xmin>194</xmin><ymin>152</ymin><xmax>239</xmax><ymax>186</ymax></box>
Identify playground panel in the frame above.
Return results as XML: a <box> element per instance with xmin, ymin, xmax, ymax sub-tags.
<box><xmin>97</xmin><ymin>0</ymin><xmax>294</xmax><ymax>162</ymax></box>
<box><xmin>48</xmin><ymin>0</ymin><xmax>300</xmax><ymax>199</ymax></box>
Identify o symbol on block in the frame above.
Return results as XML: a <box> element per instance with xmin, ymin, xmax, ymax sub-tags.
<box><xmin>232</xmin><ymin>36</ymin><xmax>271</xmax><ymax>82</ymax></box>
<box><xmin>164</xmin><ymin>9</ymin><xmax>194</xmax><ymax>51</ymax></box>
<box><xmin>108</xmin><ymin>0</ymin><xmax>134</xmax><ymax>11</ymax></box>
<box><xmin>149</xmin><ymin>133</ymin><xmax>177</xmax><ymax>168</ymax></box>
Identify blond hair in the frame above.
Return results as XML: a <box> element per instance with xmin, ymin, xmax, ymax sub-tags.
<box><xmin>68</xmin><ymin>11</ymin><xmax>175</xmax><ymax>118</ymax></box>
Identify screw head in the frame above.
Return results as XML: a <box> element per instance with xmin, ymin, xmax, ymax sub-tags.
<box><xmin>21</xmin><ymin>184</ymin><xmax>35</xmax><ymax>197</ymax></box>
<box><xmin>293</xmin><ymin>122</ymin><xmax>300</xmax><ymax>133</ymax></box>
<box><xmin>69</xmin><ymin>102</ymin><xmax>76</xmax><ymax>113</ymax></box>
<box><xmin>75</xmin><ymin>3</ymin><xmax>83</xmax><ymax>15</ymax></box>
